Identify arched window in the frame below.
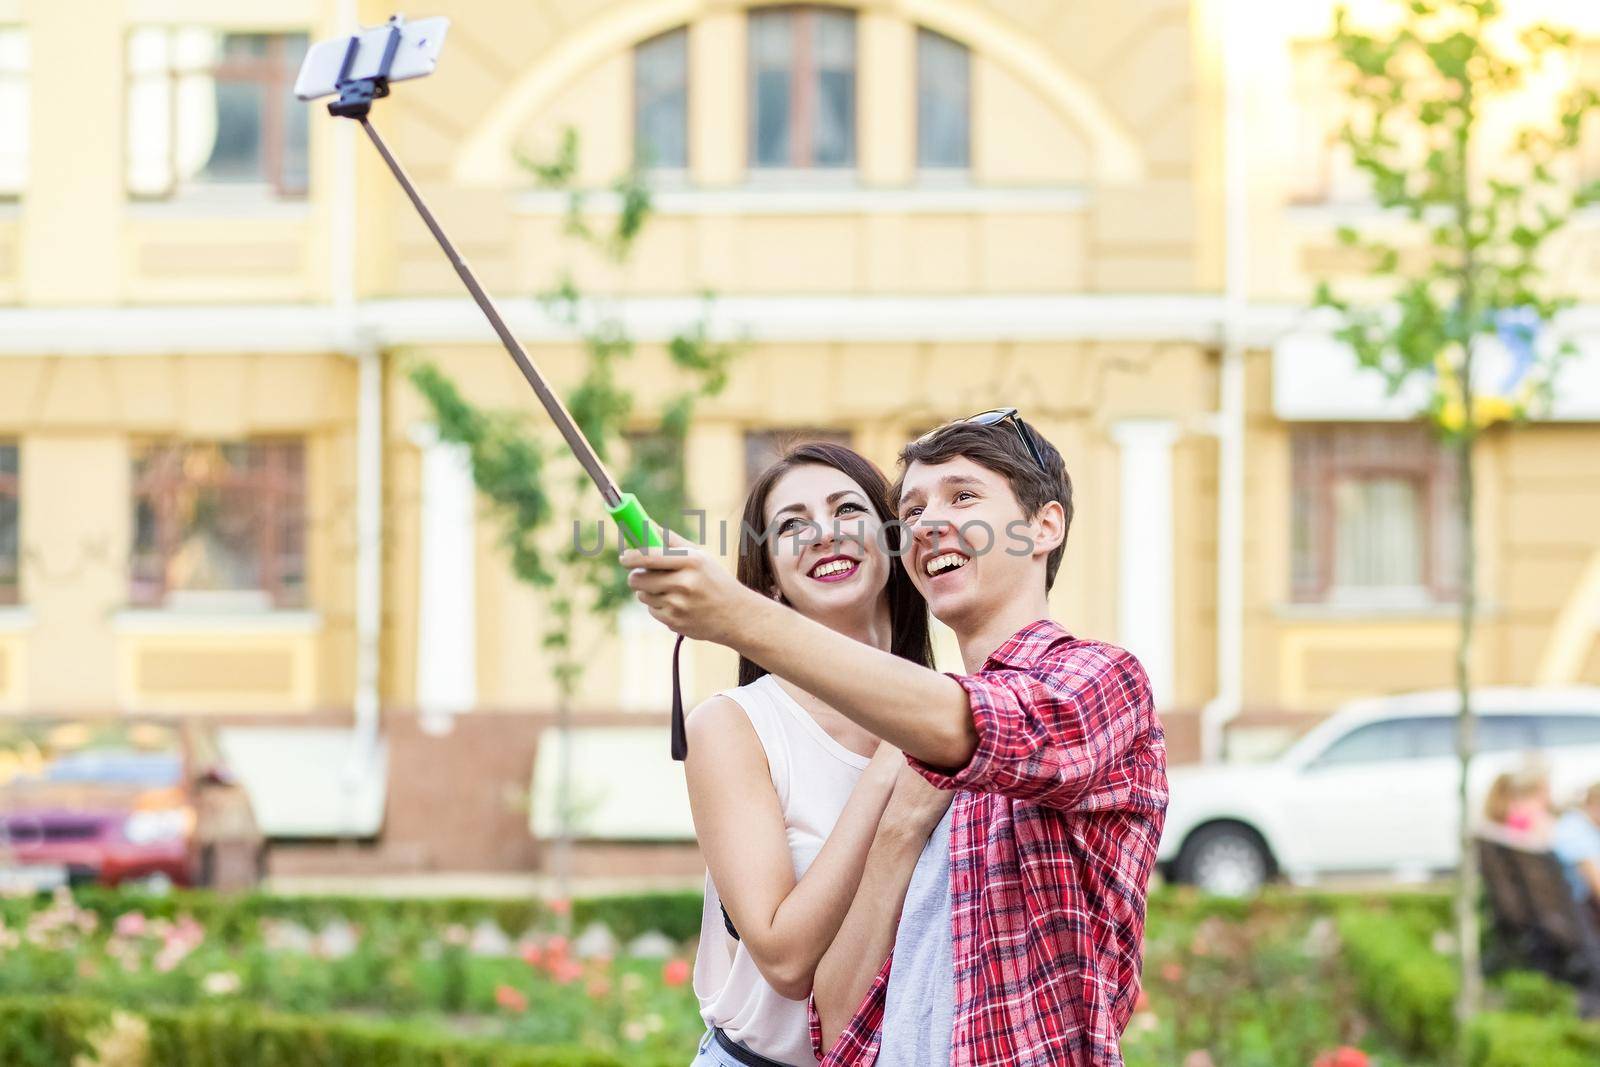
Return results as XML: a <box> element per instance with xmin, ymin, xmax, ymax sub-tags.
<box><xmin>749</xmin><ymin>6</ymin><xmax>857</xmax><ymax>170</ymax></box>
<box><xmin>634</xmin><ymin>26</ymin><xmax>688</xmax><ymax>170</ymax></box>
<box><xmin>917</xmin><ymin>28</ymin><xmax>969</xmax><ymax>170</ymax></box>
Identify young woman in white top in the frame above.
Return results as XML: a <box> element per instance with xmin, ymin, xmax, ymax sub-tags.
<box><xmin>684</xmin><ymin>442</ymin><xmax>932</xmax><ymax>1067</ymax></box>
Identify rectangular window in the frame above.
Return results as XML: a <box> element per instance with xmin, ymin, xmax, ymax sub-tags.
<box><xmin>126</xmin><ymin>28</ymin><xmax>309</xmax><ymax>200</ymax></box>
<box><xmin>1291</xmin><ymin>425</ymin><xmax>1460</xmax><ymax>606</ymax></box>
<box><xmin>0</xmin><ymin>28</ymin><xmax>27</xmax><ymax>198</ymax></box>
<box><xmin>749</xmin><ymin>7</ymin><xmax>856</xmax><ymax>170</ymax></box>
<box><xmin>917</xmin><ymin>28</ymin><xmax>969</xmax><ymax>170</ymax></box>
<box><xmin>743</xmin><ymin>428</ymin><xmax>853</xmax><ymax>490</ymax></box>
<box><xmin>130</xmin><ymin>440</ymin><xmax>306</xmax><ymax>610</ymax></box>
<box><xmin>634</xmin><ymin>27</ymin><xmax>688</xmax><ymax>170</ymax></box>
<box><xmin>0</xmin><ymin>443</ymin><xmax>17</xmax><ymax>606</ymax></box>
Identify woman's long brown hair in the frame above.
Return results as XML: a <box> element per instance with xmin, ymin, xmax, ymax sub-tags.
<box><xmin>735</xmin><ymin>441</ymin><xmax>933</xmax><ymax>685</ymax></box>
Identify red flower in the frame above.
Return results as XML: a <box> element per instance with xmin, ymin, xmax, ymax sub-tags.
<box><xmin>550</xmin><ymin>958</ymin><xmax>584</xmax><ymax>985</ymax></box>
<box><xmin>663</xmin><ymin>958</ymin><xmax>691</xmax><ymax>987</ymax></box>
<box><xmin>1312</xmin><ymin>1047</ymin><xmax>1369</xmax><ymax>1067</ymax></box>
<box><xmin>494</xmin><ymin>984</ymin><xmax>528</xmax><ymax>1013</ymax></box>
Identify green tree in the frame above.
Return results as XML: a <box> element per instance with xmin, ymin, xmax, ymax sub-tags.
<box><xmin>410</xmin><ymin>130</ymin><xmax>736</xmax><ymax>899</ymax></box>
<box><xmin>1315</xmin><ymin>0</ymin><xmax>1600</xmax><ymax>1050</ymax></box>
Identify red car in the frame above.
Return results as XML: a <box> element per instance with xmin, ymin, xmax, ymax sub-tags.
<box><xmin>0</xmin><ymin>717</ymin><xmax>264</xmax><ymax>892</ymax></box>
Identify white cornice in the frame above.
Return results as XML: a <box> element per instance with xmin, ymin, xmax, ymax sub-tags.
<box><xmin>1</xmin><ymin>298</ymin><xmax>1598</xmax><ymax>355</ymax></box>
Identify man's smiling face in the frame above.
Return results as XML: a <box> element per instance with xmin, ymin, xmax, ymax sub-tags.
<box><xmin>897</xmin><ymin>455</ymin><xmax>1054</xmax><ymax>632</ymax></box>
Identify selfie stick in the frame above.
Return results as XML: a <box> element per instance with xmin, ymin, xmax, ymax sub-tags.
<box><xmin>324</xmin><ymin>16</ymin><xmax>662</xmax><ymax>551</ymax></box>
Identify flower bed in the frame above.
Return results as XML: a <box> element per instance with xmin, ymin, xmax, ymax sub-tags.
<box><xmin>0</xmin><ymin>887</ymin><xmax>704</xmax><ymax>1060</ymax></box>
<box><xmin>1</xmin><ymin>886</ymin><xmax>1595</xmax><ymax>1066</ymax></box>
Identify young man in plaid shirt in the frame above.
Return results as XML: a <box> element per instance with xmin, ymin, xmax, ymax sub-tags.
<box><xmin>624</xmin><ymin>411</ymin><xmax>1169</xmax><ymax>1066</ymax></box>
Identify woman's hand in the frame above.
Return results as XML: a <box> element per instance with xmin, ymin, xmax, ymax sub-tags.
<box><xmin>621</xmin><ymin>530</ymin><xmax>759</xmax><ymax>645</ymax></box>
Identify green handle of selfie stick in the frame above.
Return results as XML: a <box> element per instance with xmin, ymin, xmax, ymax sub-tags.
<box><xmin>608</xmin><ymin>492</ymin><xmax>664</xmax><ymax>549</ymax></box>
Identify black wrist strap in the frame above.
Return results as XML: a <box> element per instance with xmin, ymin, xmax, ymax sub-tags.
<box><xmin>670</xmin><ymin>634</ymin><xmax>688</xmax><ymax>761</ymax></box>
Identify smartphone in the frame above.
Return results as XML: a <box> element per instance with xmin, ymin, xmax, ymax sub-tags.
<box><xmin>294</xmin><ymin>15</ymin><xmax>450</xmax><ymax>101</ymax></box>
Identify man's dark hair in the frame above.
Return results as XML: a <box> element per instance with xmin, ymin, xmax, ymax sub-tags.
<box><xmin>896</xmin><ymin>418</ymin><xmax>1072</xmax><ymax>591</ymax></box>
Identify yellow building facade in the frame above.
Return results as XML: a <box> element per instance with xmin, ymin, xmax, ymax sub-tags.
<box><xmin>2</xmin><ymin>0</ymin><xmax>1599</xmax><ymax>824</ymax></box>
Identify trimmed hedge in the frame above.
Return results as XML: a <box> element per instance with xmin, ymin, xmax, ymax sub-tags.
<box><xmin>0</xmin><ymin>887</ymin><xmax>705</xmax><ymax>945</ymax></box>
<box><xmin>1335</xmin><ymin>905</ymin><xmax>1600</xmax><ymax>1067</ymax></box>
<box><xmin>0</xmin><ymin>995</ymin><xmax>685</xmax><ymax>1067</ymax></box>
<box><xmin>1467</xmin><ymin>1011</ymin><xmax>1600</xmax><ymax>1067</ymax></box>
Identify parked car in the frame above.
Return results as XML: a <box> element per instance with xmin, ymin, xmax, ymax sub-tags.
<box><xmin>1159</xmin><ymin>688</ymin><xmax>1600</xmax><ymax>896</ymax></box>
<box><xmin>0</xmin><ymin>716</ymin><xmax>264</xmax><ymax>893</ymax></box>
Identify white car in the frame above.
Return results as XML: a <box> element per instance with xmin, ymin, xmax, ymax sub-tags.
<box><xmin>1158</xmin><ymin>688</ymin><xmax>1600</xmax><ymax>896</ymax></box>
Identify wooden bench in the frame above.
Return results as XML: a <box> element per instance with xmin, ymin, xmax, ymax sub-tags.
<box><xmin>1478</xmin><ymin>835</ymin><xmax>1600</xmax><ymax>1015</ymax></box>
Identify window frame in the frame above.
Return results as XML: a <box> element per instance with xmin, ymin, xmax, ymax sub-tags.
<box><xmin>632</xmin><ymin>26</ymin><xmax>690</xmax><ymax>174</ymax></box>
<box><xmin>1290</xmin><ymin>424</ymin><xmax>1460</xmax><ymax>606</ymax></box>
<box><xmin>743</xmin><ymin>427</ymin><xmax>855</xmax><ymax>491</ymax></box>
<box><xmin>129</xmin><ymin>438</ymin><xmax>307</xmax><ymax>611</ymax></box>
<box><xmin>124</xmin><ymin>28</ymin><xmax>310</xmax><ymax>202</ymax></box>
<box><xmin>747</xmin><ymin>5</ymin><xmax>859</xmax><ymax>172</ymax></box>
<box><xmin>915</xmin><ymin>26</ymin><xmax>971</xmax><ymax>172</ymax></box>
<box><xmin>0</xmin><ymin>441</ymin><xmax>17</xmax><ymax>606</ymax></box>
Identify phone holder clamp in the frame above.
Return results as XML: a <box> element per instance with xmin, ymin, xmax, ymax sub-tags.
<box><xmin>328</xmin><ymin>14</ymin><xmax>406</xmax><ymax>119</ymax></box>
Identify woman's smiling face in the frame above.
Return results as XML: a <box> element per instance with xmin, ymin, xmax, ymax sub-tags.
<box><xmin>763</xmin><ymin>463</ymin><xmax>891</xmax><ymax>624</ymax></box>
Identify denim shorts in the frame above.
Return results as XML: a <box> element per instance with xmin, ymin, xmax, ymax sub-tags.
<box><xmin>689</xmin><ymin>1027</ymin><xmax>794</xmax><ymax>1067</ymax></box>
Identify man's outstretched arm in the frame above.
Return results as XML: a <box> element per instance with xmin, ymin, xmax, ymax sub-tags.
<box><xmin>622</xmin><ymin>533</ymin><xmax>977</xmax><ymax>768</ymax></box>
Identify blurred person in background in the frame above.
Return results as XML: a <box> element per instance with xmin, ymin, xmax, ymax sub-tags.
<box><xmin>685</xmin><ymin>442</ymin><xmax>934</xmax><ymax>1067</ymax></box>
<box><xmin>1483</xmin><ymin>765</ymin><xmax>1556</xmax><ymax>845</ymax></box>
<box><xmin>1552</xmin><ymin>783</ymin><xmax>1600</xmax><ymax>914</ymax></box>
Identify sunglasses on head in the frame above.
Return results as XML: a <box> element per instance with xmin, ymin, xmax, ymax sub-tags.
<box><xmin>919</xmin><ymin>407</ymin><xmax>1048</xmax><ymax>472</ymax></box>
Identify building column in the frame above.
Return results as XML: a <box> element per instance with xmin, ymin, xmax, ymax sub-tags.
<box><xmin>690</xmin><ymin>11</ymin><xmax>745</xmax><ymax>187</ymax></box>
<box><xmin>859</xmin><ymin>12</ymin><xmax>915</xmax><ymax>186</ymax></box>
<box><xmin>409</xmin><ymin>425</ymin><xmax>476</xmax><ymax>727</ymax></box>
<box><xmin>1111</xmin><ymin>420</ymin><xmax>1179</xmax><ymax>709</ymax></box>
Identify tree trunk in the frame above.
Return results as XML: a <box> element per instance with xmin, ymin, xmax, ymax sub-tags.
<box><xmin>1452</xmin><ymin>95</ymin><xmax>1483</xmax><ymax>1056</ymax></box>
<box><xmin>553</xmin><ymin>689</ymin><xmax>574</xmax><ymax>930</ymax></box>
<box><xmin>1452</xmin><ymin>426</ymin><xmax>1482</xmax><ymax>1059</ymax></box>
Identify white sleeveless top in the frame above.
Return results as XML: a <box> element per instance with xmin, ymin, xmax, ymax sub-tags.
<box><xmin>693</xmin><ymin>673</ymin><xmax>872</xmax><ymax>1066</ymax></box>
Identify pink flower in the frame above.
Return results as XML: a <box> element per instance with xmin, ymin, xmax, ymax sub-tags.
<box><xmin>1313</xmin><ymin>1049</ymin><xmax>1369</xmax><ymax>1067</ymax></box>
<box><xmin>520</xmin><ymin>942</ymin><xmax>543</xmax><ymax>967</ymax></box>
<box><xmin>1135</xmin><ymin>989</ymin><xmax>1150</xmax><ymax>1013</ymax></box>
<box><xmin>114</xmin><ymin>913</ymin><xmax>147</xmax><ymax>938</ymax></box>
<box><xmin>1160</xmin><ymin>962</ymin><xmax>1184</xmax><ymax>983</ymax></box>
<box><xmin>443</xmin><ymin>923</ymin><xmax>470</xmax><ymax>947</ymax></box>
<box><xmin>662</xmin><ymin>958</ymin><xmax>691</xmax><ymax>988</ymax></box>
<box><xmin>586</xmin><ymin>977</ymin><xmax>612</xmax><ymax>999</ymax></box>
<box><xmin>494</xmin><ymin>984</ymin><xmax>528</xmax><ymax>1013</ymax></box>
<box><xmin>546</xmin><ymin>935</ymin><xmax>569</xmax><ymax>957</ymax></box>
<box><xmin>548</xmin><ymin>897</ymin><xmax>572</xmax><ymax>917</ymax></box>
<box><xmin>550</xmin><ymin>958</ymin><xmax>584</xmax><ymax>985</ymax></box>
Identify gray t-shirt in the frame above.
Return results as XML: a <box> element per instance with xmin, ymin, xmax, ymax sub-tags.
<box><xmin>876</xmin><ymin>806</ymin><xmax>955</xmax><ymax>1067</ymax></box>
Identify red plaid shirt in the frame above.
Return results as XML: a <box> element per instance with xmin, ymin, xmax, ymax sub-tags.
<box><xmin>809</xmin><ymin>621</ymin><xmax>1167</xmax><ymax>1067</ymax></box>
